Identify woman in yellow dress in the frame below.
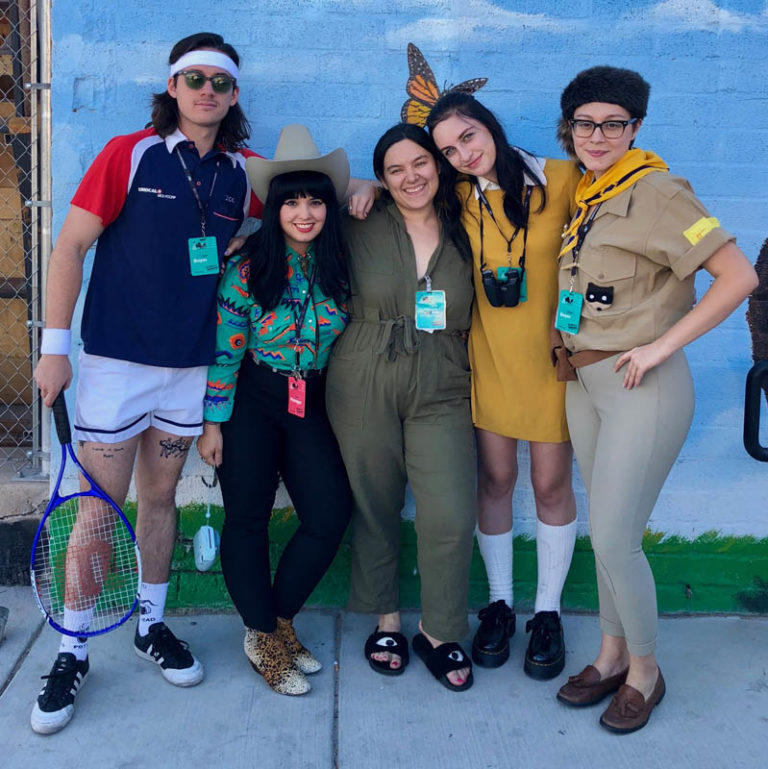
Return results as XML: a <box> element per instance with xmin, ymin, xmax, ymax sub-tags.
<box><xmin>427</xmin><ymin>93</ymin><xmax>581</xmax><ymax>679</ymax></box>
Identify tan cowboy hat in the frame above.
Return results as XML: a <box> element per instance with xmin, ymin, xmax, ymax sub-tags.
<box><xmin>246</xmin><ymin>124</ymin><xmax>350</xmax><ymax>203</ymax></box>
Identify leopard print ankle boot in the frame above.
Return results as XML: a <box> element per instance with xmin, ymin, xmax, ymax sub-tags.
<box><xmin>276</xmin><ymin>616</ymin><xmax>322</xmax><ymax>674</ymax></box>
<box><xmin>243</xmin><ymin>627</ymin><xmax>310</xmax><ymax>695</ymax></box>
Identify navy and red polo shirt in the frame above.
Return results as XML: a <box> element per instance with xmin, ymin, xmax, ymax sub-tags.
<box><xmin>72</xmin><ymin>126</ymin><xmax>263</xmax><ymax>368</ymax></box>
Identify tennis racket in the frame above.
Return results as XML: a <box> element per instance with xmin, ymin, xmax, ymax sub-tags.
<box><xmin>30</xmin><ymin>391</ymin><xmax>142</xmax><ymax>636</ymax></box>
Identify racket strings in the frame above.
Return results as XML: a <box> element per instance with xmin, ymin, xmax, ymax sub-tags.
<box><xmin>33</xmin><ymin>493</ymin><xmax>140</xmax><ymax>632</ymax></box>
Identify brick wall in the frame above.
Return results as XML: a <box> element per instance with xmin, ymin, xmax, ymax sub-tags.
<box><xmin>50</xmin><ymin>1</ymin><xmax>768</xmax><ymax>541</ymax></box>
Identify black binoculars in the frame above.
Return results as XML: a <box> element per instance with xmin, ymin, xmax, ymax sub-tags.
<box><xmin>481</xmin><ymin>268</ymin><xmax>522</xmax><ymax>308</ymax></box>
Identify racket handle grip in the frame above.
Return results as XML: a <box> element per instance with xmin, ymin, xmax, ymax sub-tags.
<box><xmin>52</xmin><ymin>391</ymin><xmax>72</xmax><ymax>445</ymax></box>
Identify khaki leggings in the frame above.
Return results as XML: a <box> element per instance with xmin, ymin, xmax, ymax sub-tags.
<box><xmin>566</xmin><ymin>350</ymin><xmax>694</xmax><ymax>656</ymax></box>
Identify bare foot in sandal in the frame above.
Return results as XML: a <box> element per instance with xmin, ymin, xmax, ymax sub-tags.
<box><xmin>418</xmin><ymin>621</ymin><xmax>471</xmax><ymax>687</ymax></box>
<box><xmin>366</xmin><ymin>612</ymin><xmax>407</xmax><ymax>673</ymax></box>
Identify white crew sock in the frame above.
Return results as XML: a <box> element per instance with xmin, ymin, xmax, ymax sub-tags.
<box><xmin>59</xmin><ymin>608</ymin><xmax>92</xmax><ymax>660</ymax></box>
<box><xmin>476</xmin><ymin>528</ymin><xmax>514</xmax><ymax>607</ymax></box>
<box><xmin>534</xmin><ymin>518</ymin><xmax>577</xmax><ymax>614</ymax></box>
<box><xmin>138</xmin><ymin>582</ymin><xmax>169</xmax><ymax>637</ymax></box>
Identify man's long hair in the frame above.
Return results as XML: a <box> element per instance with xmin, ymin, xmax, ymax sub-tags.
<box><xmin>151</xmin><ymin>32</ymin><xmax>250</xmax><ymax>151</ymax></box>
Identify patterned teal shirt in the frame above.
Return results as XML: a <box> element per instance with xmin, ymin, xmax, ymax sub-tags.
<box><xmin>204</xmin><ymin>246</ymin><xmax>348</xmax><ymax>421</ymax></box>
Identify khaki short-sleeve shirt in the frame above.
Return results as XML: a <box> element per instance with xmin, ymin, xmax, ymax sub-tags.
<box><xmin>557</xmin><ymin>171</ymin><xmax>735</xmax><ymax>353</ymax></box>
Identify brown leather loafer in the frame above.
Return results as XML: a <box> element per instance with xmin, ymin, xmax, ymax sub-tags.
<box><xmin>556</xmin><ymin>664</ymin><xmax>629</xmax><ymax>707</ymax></box>
<box><xmin>599</xmin><ymin>669</ymin><xmax>666</xmax><ymax>734</ymax></box>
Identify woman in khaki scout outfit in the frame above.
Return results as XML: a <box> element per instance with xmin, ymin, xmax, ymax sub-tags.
<box><xmin>326</xmin><ymin>123</ymin><xmax>476</xmax><ymax>691</ymax></box>
<box><xmin>427</xmin><ymin>93</ymin><xmax>581</xmax><ymax>680</ymax></box>
<box><xmin>553</xmin><ymin>66</ymin><xmax>757</xmax><ymax>733</ymax></box>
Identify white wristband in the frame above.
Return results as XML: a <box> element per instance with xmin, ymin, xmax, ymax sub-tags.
<box><xmin>40</xmin><ymin>328</ymin><xmax>71</xmax><ymax>356</ymax></box>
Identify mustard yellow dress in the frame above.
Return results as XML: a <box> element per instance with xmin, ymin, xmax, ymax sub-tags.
<box><xmin>459</xmin><ymin>158</ymin><xmax>581</xmax><ymax>443</ymax></box>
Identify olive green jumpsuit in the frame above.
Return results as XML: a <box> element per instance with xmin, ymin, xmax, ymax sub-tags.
<box><xmin>326</xmin><ymin>201</ymin><xmax>475</xmax><ymax>641</ymax></box>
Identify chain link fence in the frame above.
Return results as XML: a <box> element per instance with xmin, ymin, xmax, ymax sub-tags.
<box><xmin>0</xmin><ymin>0</ymin><xmax>49</xmax><ymax>476</ymax></box>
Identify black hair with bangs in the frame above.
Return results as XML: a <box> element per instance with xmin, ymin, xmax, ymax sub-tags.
<box><xmin>244</xmin><ymin>170</ymin><xmax>348</xmax><ymax>313</ymax></box>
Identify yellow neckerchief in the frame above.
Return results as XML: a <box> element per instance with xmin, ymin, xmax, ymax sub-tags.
<box><xmin>559</xmin><ymin>148</ymin><xmax>668</xmax><ymax>256</ymax></box>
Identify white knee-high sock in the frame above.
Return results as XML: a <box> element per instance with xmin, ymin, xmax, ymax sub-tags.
<box><xmin>138</xmin><ymin>582</ymin><xmax>169</xmax><ymax>636</ymax></box>
<box><xmin>59</xmin><ymin>608</ymin><xmax>92</xmax><ymax>660</ymax></box>
<box><xmin>476</xmin><ymin>528</ymin><xmax>514</xmax><ymax>607</ymax></box>
<box><xmin>534</xmin><ymin>519</ymin><xmax>577</xmax><ymax>614</ymax></box>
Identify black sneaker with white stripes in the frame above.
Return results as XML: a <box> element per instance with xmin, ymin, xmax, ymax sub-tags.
<box><xmin>30</xmin><ymin>652</ymin><xmax>89</xmax><ymax>735</ymax></box>
<box><xmin>134</xmin><ymin>622</ymin><xmax>204</xmax><ymax>686</ymax></box>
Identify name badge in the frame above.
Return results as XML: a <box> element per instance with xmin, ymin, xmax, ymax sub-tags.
<box><xmin>287</xmin><ymin>376</ymin><xmax>306</xmax><ymax>418</ymax></box>
<box><xmin>415</xmin><ymin>290</ymin><xmax>447</xmax><ymax>333</ymax></box>
<box><xmin>555</xmin><ymin>290</ymin><xmax>583</xmax><ymax>335</ymax></box>
<box><xmin>188</xmin><ymin>236</ymin><xmax>219</xmax><ymax>276</ymax></box>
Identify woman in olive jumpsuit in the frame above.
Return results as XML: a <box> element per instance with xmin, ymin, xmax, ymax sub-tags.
<box><xmin>326</xmin><ymin>123</ymin><xmax>476</xmax><ymax>690</ymax></box>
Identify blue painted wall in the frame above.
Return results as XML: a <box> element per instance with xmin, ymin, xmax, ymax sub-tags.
<box><xmin>51</xmin><ymin>1</ymin><xmax>768</xmax><ymax>537</ymax></box>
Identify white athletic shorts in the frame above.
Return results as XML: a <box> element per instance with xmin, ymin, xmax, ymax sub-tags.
<box><xmin>73</xmin><ymin>351</ymin><xmax>207</xmax><ymax>443</ymax></box>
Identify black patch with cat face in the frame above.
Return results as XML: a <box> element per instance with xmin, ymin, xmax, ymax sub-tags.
<box><xmin>585</xmin><ymin>282</ymin><xmax>614</xmax><ymax>311</ymax></box>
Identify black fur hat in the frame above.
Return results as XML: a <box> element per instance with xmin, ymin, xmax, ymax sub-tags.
<box><xmin>560</xmin><ymin>65</ymin><xmax>650</xmax><ymax>121</ymax></box>
<box><xmin>557</xmin><ymin>66</ymin><xmax>650</xmax><ymax>159</ymax></box>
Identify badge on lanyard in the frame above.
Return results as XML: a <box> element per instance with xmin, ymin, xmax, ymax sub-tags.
<box><xmin>188</xmin><ymin>236</ymin><xmax>219</xmax><ymax>276</ymax></box>
<box><xmin>555</xmin><ymin>290</ymin><xmax>583</xmax><ymax>335</ymax></box>
<box><xmin>286</xmin><ymin>262</ymin><xmax>317</xmax><ymax>418</ymax></box>
<box><xmin>287</xmin><ymin>376</ymin><xmax>306</xmax><ymax>418</ymax></box>
<box><xmin>177</xmin><ymin>148</ymin><xmax>221</xmax><ymax>277</ymax></box>
<box><xmin>415</xmin><ymin>274</ymin><xmax>447</xmax><ymax>333</ymax></box>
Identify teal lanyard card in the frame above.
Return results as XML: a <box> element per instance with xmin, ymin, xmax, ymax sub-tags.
<box><xmin>555</xmin><ymin>290</ymin><xmax>583</xmax><ymax>335</ymax></box>
<box><xmin>188</xmin><ymin>236</ymin><xmax>219</xmax><ymax>276</ymax></box>
<box><xmin>415</xmin><ymin>290</ymin><xmax>447</xmax><ymax>332</ymax></box>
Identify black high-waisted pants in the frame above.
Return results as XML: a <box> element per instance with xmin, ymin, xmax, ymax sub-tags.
<box><xmin>217</xmin><ymin>356</ymin><xmax>352</xmax><ymax>632</ymax></box>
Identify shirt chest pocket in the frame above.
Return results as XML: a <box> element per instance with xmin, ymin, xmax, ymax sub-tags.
<box><xmin>211</xmin><ymin>177</ymin><xmax>245</xmax><ymax>223</ymax></box>
<box><xmin>578</xmin><ymin>248</ymin><xmax>636</xmax><ymax>318</ymax></box>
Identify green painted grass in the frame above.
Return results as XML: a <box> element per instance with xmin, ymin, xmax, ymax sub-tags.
<box><xmin>124</xmin><ymin>503</ymin><xmax>768</xmax><ymax>615</ymax></box>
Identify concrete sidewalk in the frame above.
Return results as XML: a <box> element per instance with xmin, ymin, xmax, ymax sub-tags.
<box><xmin>0</xmin><ymin>585</ymin><xmax>765</xmax><ymax>769</ymax></box>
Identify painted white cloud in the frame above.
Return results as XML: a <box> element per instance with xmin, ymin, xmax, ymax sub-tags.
<box><xmin>643</xmin><ymin>0</ymin><xmax>768</xmax><ymax>32</ymax></box>
<box><xmin>384</xmin><ymin>0</ymin><xmax>768</xmax><ymax>45</ymax></box>
<box><xmin>386</xmin><ymin>0</ymin><xmax>578</xmax><ymax>46</ymax></box>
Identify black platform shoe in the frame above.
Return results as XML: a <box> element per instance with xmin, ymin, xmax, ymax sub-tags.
<box><xmin>471</xmin><ymin>600</ymin><xmax>516</xmax><ymax>668</ymax></box>
<box><xmin>524</xmin><ymin>610</ymin><xmax>565</xmax><ymax>680</ymax></box>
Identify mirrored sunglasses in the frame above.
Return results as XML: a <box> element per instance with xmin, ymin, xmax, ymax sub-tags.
<box><xmin>178</xmin><ymin>70</ymin><xmax>235</xmax><ymax>94</ymax></box>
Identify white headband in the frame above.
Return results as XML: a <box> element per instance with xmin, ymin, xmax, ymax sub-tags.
<box><xmin>169</xmin><ymin>50</ymin><xmax>239</xmax><ymax>80</ymax></box>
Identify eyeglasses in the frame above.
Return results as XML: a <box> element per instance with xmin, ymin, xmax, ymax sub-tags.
<box><xmin>569</xmin><ymin>118</ymin><xmax>638</xmax><ymax>139</ymax></box>
<box><xmin>177</xmin><ymin>70</ymin><xmax>236</xmax><ymax>94</ymax></box>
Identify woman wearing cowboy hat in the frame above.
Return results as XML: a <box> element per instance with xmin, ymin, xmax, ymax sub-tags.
<box><xmin>197</xmin><ymin>124</ymin><xmax>352</xmax><ymax>696</ymax></box>
<box><xmin>553</xmin><ymin>66</ymin><xmax>757</xmax><ymax>732</ymax></box>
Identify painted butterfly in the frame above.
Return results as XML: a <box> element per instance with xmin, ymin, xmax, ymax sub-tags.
<box><xmin>400</xmin><ymin>43</ymin><xmax>488</xmax><ymax>128</ymax></box>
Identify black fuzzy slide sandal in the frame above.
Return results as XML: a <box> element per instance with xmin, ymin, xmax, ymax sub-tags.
<box><xmin>412</xmin><ymin>633</ymin><xmax>473</xmax><ymax>692</ymax></box>
<box><xmin>364</xmin><ymin>628</ymin><xmax>409</xmax><ymax>676</ymax></box>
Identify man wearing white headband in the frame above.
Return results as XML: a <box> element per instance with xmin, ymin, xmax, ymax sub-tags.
<box><xmin>30</xmin><ymin>32</ymin><xmax>263</xmax><ymax>735</ymax></box>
